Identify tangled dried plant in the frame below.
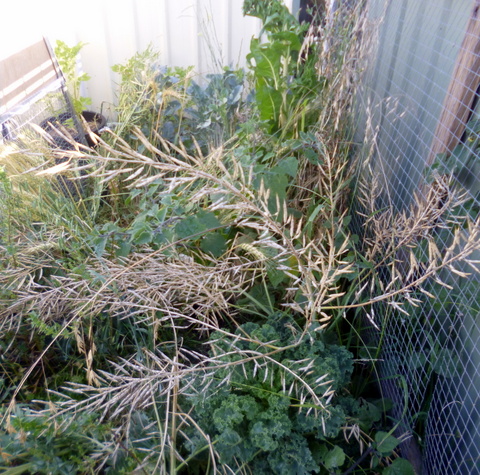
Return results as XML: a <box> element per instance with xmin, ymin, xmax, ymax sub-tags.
<box><xmin>356</xmin><ymin>167</ymin><xmax>480</xmax><ymax>307</ymax></box>
<box><xmin>3</xmin><ymin>3</ymin><xmax>479</xmax><ymax>473</ymax></box>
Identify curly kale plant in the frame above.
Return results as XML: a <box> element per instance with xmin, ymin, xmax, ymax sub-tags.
<box><xmin>179</xmin><ymin>313</ymin><xmax>414</xmax><ymax>473</ymax></box>
<box><xmin>183</xmin><ymin>313</ymin><xmax>357</xmax><ymax>474</ymax></box>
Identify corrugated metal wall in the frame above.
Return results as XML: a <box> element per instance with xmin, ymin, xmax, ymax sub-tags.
<box><xmin>1</xmin><ymin>0</ymin><xmax>282</xmax><ymax>114</ymax></box>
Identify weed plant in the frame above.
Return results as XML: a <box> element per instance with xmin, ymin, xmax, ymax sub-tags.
<box><xmin>111</xmin><ymin>49</ymin><xmax>245</xmax><ymax>156</ymax></box>
<box><xmin>1</xmin><ymin>1</ymin><xmax>479</xmax><ymax>474</ymax></box>
<box><xmin>54</xmin><ymin>40</ymin><xmax>92</xmax><ymax>116</ymax></box>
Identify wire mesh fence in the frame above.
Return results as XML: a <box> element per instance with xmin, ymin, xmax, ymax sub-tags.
<box><xmin>1</xmin><ymin>90</ymin><xmax>71</xmax><ymax>148</ymax></box>
<box><xmin>355</xmin><ymin>1</ymin><xmax>480</xmax><ymax>473</ymax></box>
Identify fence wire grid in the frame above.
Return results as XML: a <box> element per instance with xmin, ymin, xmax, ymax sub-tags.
<box><xmin>1</xmin><ymin>90</ymin><xmax>71</xmax><ymax>146</ymax></box>
<box><xmin>356</xmin><ymin>1</ymin><xmax>480</xmax><ymax>474</ymax></box>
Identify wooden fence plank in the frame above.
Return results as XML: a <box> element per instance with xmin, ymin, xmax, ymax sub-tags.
<box><xmin>427</xmin><ymin>0</ymin><xmax>480</xmax><ymax>165</ymax></box>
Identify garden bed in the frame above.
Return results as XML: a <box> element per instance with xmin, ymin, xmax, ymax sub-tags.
<box><xmin>1</xmin><ymin>2</ymin><xmax>478</xmax><ymax>474</ymax></box>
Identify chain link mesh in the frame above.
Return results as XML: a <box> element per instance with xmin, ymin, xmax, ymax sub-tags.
<box><xmin>356</xmin><ymin>1</ymin><xmax>480</xmax><ymax>473</ymax></box>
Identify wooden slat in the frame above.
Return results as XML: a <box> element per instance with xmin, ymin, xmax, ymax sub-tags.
<box><xmin>0</xmin><ymin>39</ymin><xmax>58</xmax><ymax>111</ymax></box>
<box><xmin>427</xmin><ymin>0</ymin><xmax>480</xmax><ymax>165</ymax></box>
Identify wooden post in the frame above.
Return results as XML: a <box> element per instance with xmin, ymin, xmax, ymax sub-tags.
<box><xmin>427</xmin><ymin>0</ymin><xmax>480</xmax><ymax>165</ymax></box>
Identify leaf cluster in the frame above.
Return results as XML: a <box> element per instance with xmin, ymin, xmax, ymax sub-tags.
<box><xmin>54</xmin><ymin>40</ymin><xmax>92</xmax><ymax>115</ymax></box>
<box><xmin>112</xmin><ymin>58</ymin><xmax>245</xmax><ymax>156</ymax></box>
<box><xmin>0</xmin><ymin>407</ymin><xmax>113</xmax><ymax>475</ymax></box>
<box><xmin>182</xmin><ymin>313</ymin><xmax>359</xmax><ymax>474</ymax></box>
<box><xmin>244</xmin><ymin>0</ymin><xmax>323</xmax><ymax>137</ymax></box>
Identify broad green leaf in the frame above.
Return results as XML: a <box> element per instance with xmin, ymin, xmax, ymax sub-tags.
<box><xmin>304</xmin><ymin>147</ymin><xmax>321</xmax><ymax>165</ymax></box>
<box><xmin>254</xmin><ymin>171</ymin><xmax>288</xmax><ymax>219</ymax></box>
<box><xmin>383</xmin><ymin>458</ymin><xmax>415</xmax><ymax>475</ymax></box>
<box><xmin>271</xmin><ymin>31</ymin><xmax>302</xmax><ymax>50</ymax></box>
<box><xmin>256</xmin><ymin>86</ymin><xmax>283</xmax><ymax>123</ymax></box>
<box><xmin>200</xmin><ymin>232</ymin><xmax>227</xmax><ymax>257</ymax></box>
<box><xmin>227</xmin><ymin>84</ymin><xmax>243</xmax><ymax>105</ymax></box>
<box><xmin>324</xmin><ymin>445</ymin><xmax>345</xmax><ymax>469</ymax></box>
<box><xmin>93</xmin><ymin>236</ymin><xmax>107</xmax><ymax>257</ymax></box>
<box><xmin>357</xmin><ymin>400</ymin><xmax>382</xmax><ymax>430</ymax></box>
<box><xmin>273</xmin><ymin>156</ymin><xmax>298</xmax><ymax>178</ymax></box>
<box><xmin>134</xmin><ymin>230</ymin><xmax>153</xmax><ymax>245</ymax></box>
<box><xmin>247</xmin><ymin>39</ymin><xmax>281</xmax><ymax>81</ymax></box>
<box><xmin>375</xmin><ymin>431</ymin><xmax>400</xmax><ymax>455</ymax></box>
<box><xmin>175</xmin><ymin>210</ymin><xmax>221</xmax><ymax>240</ymax></box>
<box><xmin>198</xmin><ymin>210</ymin><xmax>221</xmax><ymax>229</ymax></box>
<box><xmin>116</xmin><ymin>241</ymin><xmax>132</xmax><ymax>257</ymax></box>
<box><xmin>267</xmin><ymin>266</ymin><xmax>285</xmax><ymax>288</ymax></box>
<box><xmin>125</xmin><ymin>188</ymin><xmax>142</xmax><ymax>205</ymax></box>
<box><xmin>310</xmin><ymin>441</ymin><xmax>328</xmax><ymax>465</ymax></box>
<box><xmin>152</xmin><ymin>227</ymin><xmax>175</xmax><ymax>246</ymax></box>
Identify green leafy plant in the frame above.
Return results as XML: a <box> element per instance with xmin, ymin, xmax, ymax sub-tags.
<box><xmin>112</xmin><ymin>55</ymin><xmax>245</xmax><ymax>155</ymax></box>
<box><xmin>175</xmin><ymin>312</ymin><xmax>414</xmax><ymax>474</ymax></box>
<box><xmin>184</xmin><ymin>313</ymin><xmax>353</xmax><ymax>473</ymax></box>
<box><xmin>0</xmin><ymin>407</ymin><xmax>115</xmax><ymax>475</ymax></box>
<box><xmin>244</xmin><ymin>0</ymin><xmax>323</xmax><ymax>138</ymax></box>
<box><xmin>54</xmin><ymin>40</ymin><xmax>92</xmax><ymax>115</ymax></box>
